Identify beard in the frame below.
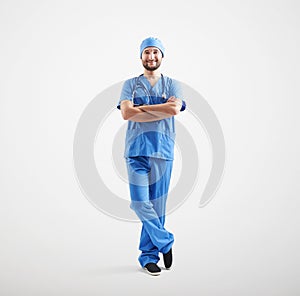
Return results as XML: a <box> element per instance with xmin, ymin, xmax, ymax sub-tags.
<box><xmin>142</xmin><ymin>60</ymin><xmax>161</xmax><ymax>71</ymax></box>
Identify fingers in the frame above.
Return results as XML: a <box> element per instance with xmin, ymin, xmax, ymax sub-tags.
<box><xmin>167</xmin><ymin>97</ymin><xmax>182</xmax><ymax>105</ymax></box>
<box><xmin>167</xmin><ymin>96</ymin><xmax>176</xmax><ymax>102</ymax></box>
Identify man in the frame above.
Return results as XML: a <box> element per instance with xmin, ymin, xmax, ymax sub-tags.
<box><xmin>117</xmin><ymin>37</ymin><xmax>186</xmax><ymax>276</ymax></box>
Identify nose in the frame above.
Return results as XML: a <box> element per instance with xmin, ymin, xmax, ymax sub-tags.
<box><xmin>148</xmin><ymin>52</ymin><xmax>155</xmax><ymax>60</ymax></box>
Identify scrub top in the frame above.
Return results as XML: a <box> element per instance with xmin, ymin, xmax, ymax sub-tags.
<box><xmin>117</xmin><ymin>75</ymin><xmax>186</xmax><ymax>160</ymax></box>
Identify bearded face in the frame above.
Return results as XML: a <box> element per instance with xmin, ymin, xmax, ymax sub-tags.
<box><xmin>141</xmin><ymin>47</ymin><xmax>163</xmax><ymax>71</ymax></box>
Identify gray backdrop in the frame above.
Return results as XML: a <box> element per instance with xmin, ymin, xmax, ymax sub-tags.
<box><xmin>1</xmin><ymin>0</ymin><xmax>299</xmax><ymax>295</ymax></box>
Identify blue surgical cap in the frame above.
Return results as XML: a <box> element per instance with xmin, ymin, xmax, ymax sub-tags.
<box><xmin>140</xmin><ymin>37</ymin><xmax>165</xmax><ymax>58</ymax></box>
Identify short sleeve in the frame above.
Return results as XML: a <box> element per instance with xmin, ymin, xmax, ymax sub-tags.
<box><xmin>117</xmin><ymin>79</ymin><xmax>134</xmax><ymax>110</ymax></box>
<box><xmin>170</xmin><ymin>79</ymin><xmax>186</xmax><ymax>112</ymax></box>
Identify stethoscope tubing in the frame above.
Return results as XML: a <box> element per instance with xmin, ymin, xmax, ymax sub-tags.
<box><xmin>132</xmin><ymin>74</ymin><xmax>166</xmax><ymax>105</ymax></box>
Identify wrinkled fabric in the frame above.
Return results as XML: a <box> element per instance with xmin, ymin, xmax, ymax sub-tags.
<box><xmin>126</xmin><ymin>156</ymin><xmax>174</xmax><ymax>267</ymax></box>
<box><xmin>118</xmin><ymin>75</ymin><xmax>185</xmax><ymax>160</ymax></box>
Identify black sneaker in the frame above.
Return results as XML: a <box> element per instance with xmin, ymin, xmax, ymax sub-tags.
<box><xmin>144</xmin><ymin>263</ymin><xmax>161</xmax><ymax>276</ymax></box>
<box><xmin>163</xmin><ymin>248</ymin><xmax>172</xmax><ymax>269</ymax></box>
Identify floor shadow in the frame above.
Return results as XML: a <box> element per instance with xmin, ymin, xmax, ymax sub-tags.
<box><xmin>85</xmin><ymin>264</ymin><xmax>140</xmax><ymax>276</ymax></box>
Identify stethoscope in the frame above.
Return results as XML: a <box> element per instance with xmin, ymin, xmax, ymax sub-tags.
<box><xmin>132</xmin><ymin>74</ymin><xmax>166</xmax><ymax>105</ymax></box>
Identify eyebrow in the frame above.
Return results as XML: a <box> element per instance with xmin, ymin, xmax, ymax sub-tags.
<box><xmin>144</xmin><ymin>49</ymin><xmax>159</xmax><ymax>53</ymax></box>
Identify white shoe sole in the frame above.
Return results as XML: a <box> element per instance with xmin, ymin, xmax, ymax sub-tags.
<box><xmin>143</xmin><ymin>267</ymin><xmax>161</xmax><ymax>276</ymax></box>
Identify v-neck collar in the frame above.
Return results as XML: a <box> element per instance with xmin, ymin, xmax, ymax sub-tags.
<box><xmin>141</xmin><ymin>74</ymin><xmax>162</xmax><ymax>89</ymax></box>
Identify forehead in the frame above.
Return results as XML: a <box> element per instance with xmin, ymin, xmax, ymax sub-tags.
<box><xmin>142</xmin><ymin>47</ymin><xmax>160</xmax><ymax>53</ymax></box>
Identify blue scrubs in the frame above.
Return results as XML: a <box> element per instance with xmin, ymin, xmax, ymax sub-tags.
<box><xmin>118</xmin><ymin>75</ymin><xmax>186</xmax><ymax>267</ymax></box>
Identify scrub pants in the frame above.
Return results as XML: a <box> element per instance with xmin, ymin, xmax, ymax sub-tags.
<box><xmin>126</xmin><ymin>156</ymin><xmax>174</xmax><ymax>267</ymax></box>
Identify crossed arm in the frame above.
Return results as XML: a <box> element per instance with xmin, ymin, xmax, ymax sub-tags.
<box><xmin>120</xmin><ymin>97</ymin><xmax>182</xmax><ymax>122</ymax></box>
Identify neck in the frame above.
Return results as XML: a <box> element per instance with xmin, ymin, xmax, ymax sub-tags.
<box><xmin>143</xmin><ymin>70</ymin><xmax>161</xmax><ymax>78</ymax></box>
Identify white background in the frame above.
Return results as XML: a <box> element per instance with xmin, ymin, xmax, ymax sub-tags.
<box><xmin>1</xmin><ymin>0</ymin><xmax>300</xmax><ymax>295</ymax></box>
